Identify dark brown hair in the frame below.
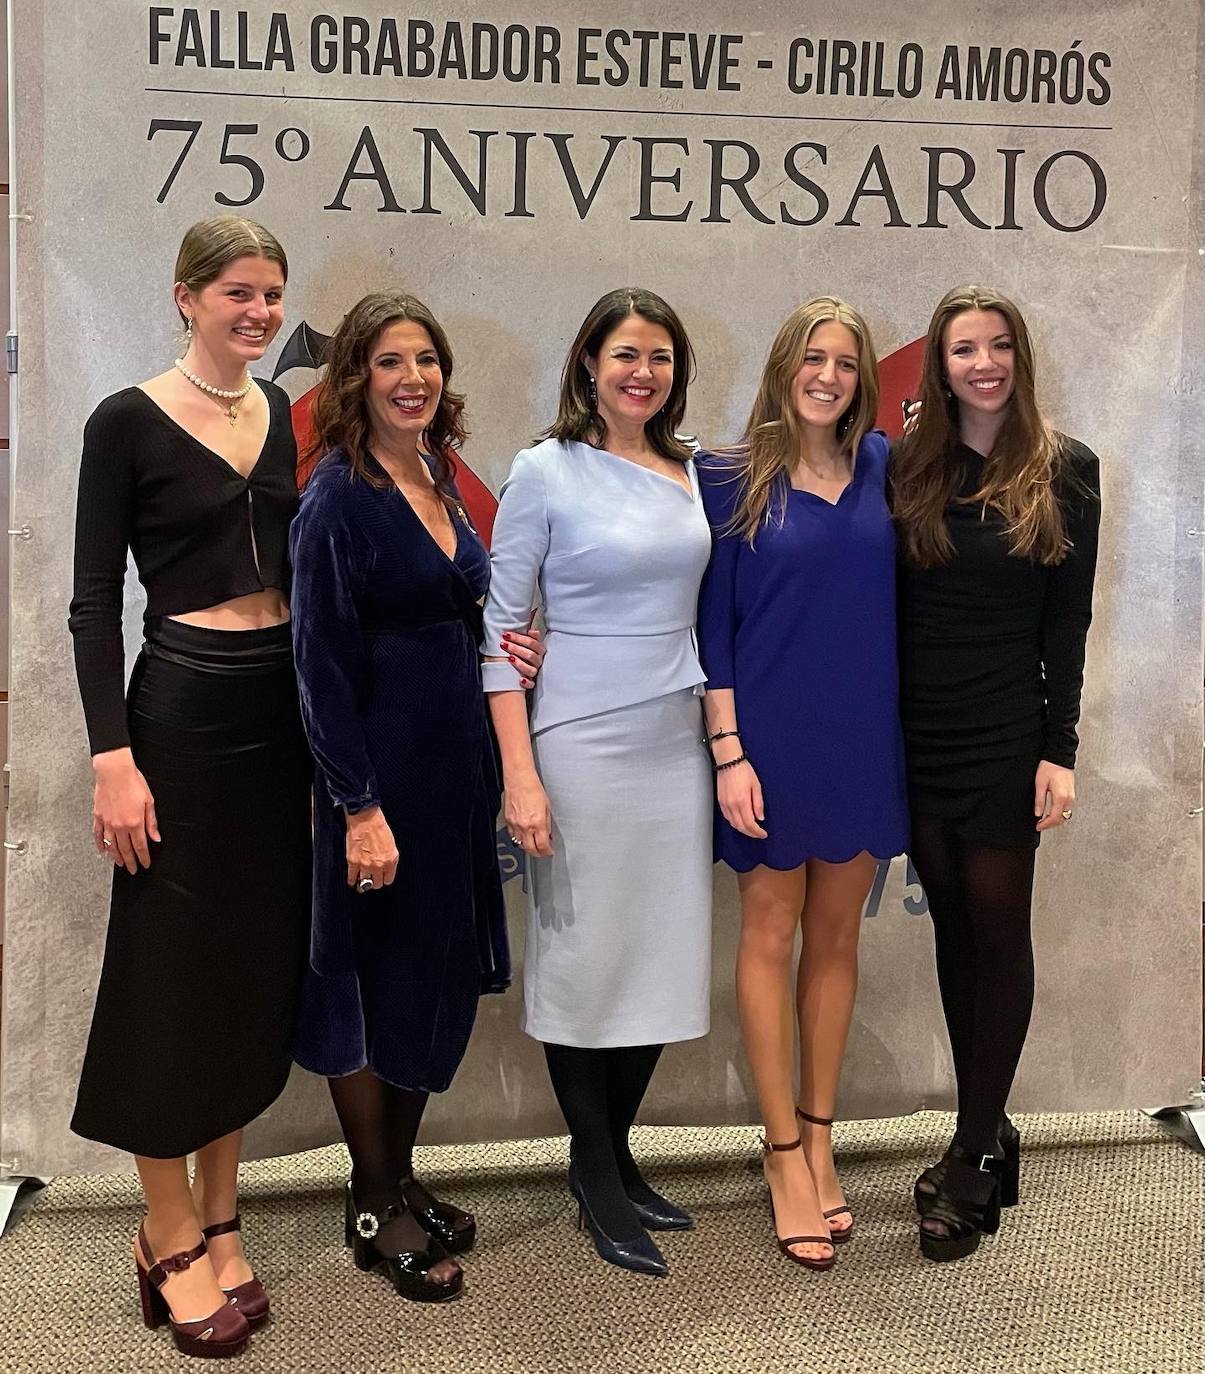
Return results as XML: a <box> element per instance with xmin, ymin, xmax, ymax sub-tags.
<box><xmin>539</xmin><ymin>288</ymin><xmax>695</xmax><ymax>463</ymax></box>
<box><xmin>726</xmin><ymin>297</ymin><xmax>880</xmax><ymax>542</ymax></box>
<box><xmin>304</xmin><ymin>291</ymin><xmax>467</xmax><ymax>501</ymax></box>
<box><xmin>892</xmin><ymin>285</ymin><xmax>1069</xmax><ymax>567</ymax></box>
<box><xmin>174</xmin><ymin>216</ymin><xmax>288</xmax><ymax>325</ymax></box>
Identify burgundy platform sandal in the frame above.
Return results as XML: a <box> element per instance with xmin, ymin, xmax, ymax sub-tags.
<box><xmin>202</xmin><ymin>1215</ymin><xmax>270</xmax><ymax>1329</ymax></box>
<box><xmin>796</xmin><ymin>1108</ymin><xmax>854</xmax><ymax>1244</ymax></box>
<box><xmin>135</xmin><ymin>1225</ymin><xmax>250</xmax><ymax>1359</ymax></box>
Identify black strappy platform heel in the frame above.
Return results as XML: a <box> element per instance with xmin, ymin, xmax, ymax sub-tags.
<box><xmin>915</xmin><ymin>1116</ymin><xmax>1020</xmax><ymax>1215</ymax></box>
<box><xmin>918</xmin><ymin>1153</ymin><xmax>1004</xmax><ymax>1263</ymax></box>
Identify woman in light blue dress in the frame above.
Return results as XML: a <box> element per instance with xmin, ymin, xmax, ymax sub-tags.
<box><xmin>482</xmin><ymin>289</ymin><xmax>712</xmax><ymax>1278</ymax></box>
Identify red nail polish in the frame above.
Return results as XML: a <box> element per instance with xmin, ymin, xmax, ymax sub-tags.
<box><xmin>508</xmin><ymin>655</ymin><xmax>516</xmax><ymax>663</ymax></box>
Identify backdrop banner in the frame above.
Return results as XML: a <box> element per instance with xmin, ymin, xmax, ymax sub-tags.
<box><xmin>2</xmin><ymin>0</ymin><xmax>1201</xmax><ymax>1175</ymax></box>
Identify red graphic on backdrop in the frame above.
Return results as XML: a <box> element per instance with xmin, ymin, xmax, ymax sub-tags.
<box><xmin>276</xmin><ymin>323</ymin><xmax>926</xmax><ymax>549</ymax></box>
<box><xmin>875</xmin><ymin>336</ymin><xmax>926</xmax><ymax>440</ymax></box>
<box><xmin>277</xmin><ymin>322</ymin><xmax>500</xmax><ymax>546</ymax></box>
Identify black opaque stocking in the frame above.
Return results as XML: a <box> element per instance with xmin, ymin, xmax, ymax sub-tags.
<box><xmin>328</xmin><ymin>1068</ymin><xmax>451</xmax><ymax>1269</ymax></box>
<box><xmin>604</xmin><ymin>1043</ymin><xmax>664</xmax><ymax>1206</ymax></box>
<box><xmin>911</xmin><ymin>819</ymin><xmax>1037</xmax><ymax>1159</ymax></box>
<box><xmin>545</xmin><ymin>1042</ymin><xmax>647</xmax><ymax>1241</ymax></box>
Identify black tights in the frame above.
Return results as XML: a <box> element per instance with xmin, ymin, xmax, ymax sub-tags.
<box><xmin>910</xmin><ymin>817</ymin><xmax>1037</xmax><ymax>1159</ymax></box>
<box><xmin>328</xmin><ymin>1068</ymin><xmax>451</xmax><ymax>1264</ymax></box>
<box><xmin>544</xmin><ymin>1042</ymin><xmax>664</xmax><ymax>1240</ymax></box>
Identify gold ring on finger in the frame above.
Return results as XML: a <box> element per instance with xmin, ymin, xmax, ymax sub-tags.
<box><xmin>1061</xmin><ymin>809</ymin><xmax>1073</xmax><ymax>820</ymax></box>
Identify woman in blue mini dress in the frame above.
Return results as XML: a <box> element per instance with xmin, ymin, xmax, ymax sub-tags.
<box><xmin>696</xmin><ymin>297</ymin><xmax>908</xmax><ymax>1271</ymax></box>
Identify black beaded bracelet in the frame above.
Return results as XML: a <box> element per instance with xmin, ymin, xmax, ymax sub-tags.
<box><xmin>714</xmin><ymin>753</ymin><xmax>749</xmax><ymax>772</ymax></box>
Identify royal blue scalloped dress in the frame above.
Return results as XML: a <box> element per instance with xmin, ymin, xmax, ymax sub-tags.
<box><xmin>695</xmin><ymin>431</ymin><xmax>908</xmax><ymax>872</ymax></box>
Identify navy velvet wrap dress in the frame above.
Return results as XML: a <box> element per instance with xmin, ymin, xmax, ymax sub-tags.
<box><xmin>289</xmin><ymin>450</ymin><xmax>509</xmax><ymax>1092</ymax></box>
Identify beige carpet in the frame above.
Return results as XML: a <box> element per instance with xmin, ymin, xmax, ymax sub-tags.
<box><xmin>0</xmin><ymin>1111</ymin><xmax>1200</xmax><ymax>1374</ymax></box>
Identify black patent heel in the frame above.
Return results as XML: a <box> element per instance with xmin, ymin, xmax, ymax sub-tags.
<box><xmin>400</xmin><ymin>1175</ymin><xmax>477</xmax><ymax>1254</ymax></box>
<box><xmin>342</xmin><ymin>1181</ymin><xmax>462</xmax><ymax>1303</ymax></box>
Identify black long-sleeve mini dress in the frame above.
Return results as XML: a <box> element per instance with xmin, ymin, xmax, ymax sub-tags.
<box><xmin>896</xmin><ymin>438</ymin><xmax>1101</xmax><ymax>849</ymax></box>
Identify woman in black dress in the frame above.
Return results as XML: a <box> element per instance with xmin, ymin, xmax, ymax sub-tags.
<box><xmin>289</xmin><ymin>292</ymin><xmax>543</xmax><ymax>1303</ymax></box>
<box><xmin>892</xmin><ymin>285</ymin><xmax>1101</xmax><ymax>1262</ymax></box>
<box><xmin>69</xmin><ymin>217</ymin><xmax>311</xmax><ymax>1356</ymax></box>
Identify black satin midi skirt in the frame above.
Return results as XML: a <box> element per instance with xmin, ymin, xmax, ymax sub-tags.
<box><xmin>71</xmin><ymin>619</ymin><xmax>312</xmax><ymax>1158</ymax></box>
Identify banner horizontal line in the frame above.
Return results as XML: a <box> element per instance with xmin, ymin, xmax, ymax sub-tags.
<box><xmin>143</xmin><ymin>87</ymin><xmax>1112</xmax><ymax>132</ymax></box>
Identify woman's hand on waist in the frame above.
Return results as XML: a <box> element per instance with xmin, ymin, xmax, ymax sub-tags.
<box><xmin>91</xmin><ymin>747</ymin><xmax>159</xmax><ymax>874</ymax></box>
<box><xmin>344</xmin><ymin>804</ymin><xmax>399</xmax><ymax>891</ymax></box>
<box><xmin>487</xmin><ymin>612</ymin><xmax>543</xmax><ymax>690</ymax></box>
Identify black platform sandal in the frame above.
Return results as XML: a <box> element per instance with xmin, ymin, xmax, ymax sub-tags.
<box><xmin>400</xmin><ymin>1175</ymin><xmax>477</xmax><ymax>1255</ymax></box>
<box><xmin>918</xmin><ymin>1154</ymin><xmax>1004</xmax><ymax>1263</ymax></box>
<box><xmin>796</xmin><ymin>1108</ymin><xmax>853</xmax><ymax>1244</ymax></box>
<box><xmin>343</xmin><ymin>1183</ymin><xmax>463</xmax><ymax>1303</ymax></box>
<box><xmin>915</xmin><ymin>1117</ymin><xmax>1020</xmax><ymax>1215</ymax></box>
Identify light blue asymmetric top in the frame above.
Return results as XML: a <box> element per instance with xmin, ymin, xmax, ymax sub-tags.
<box><xmin>481</xmin><ymin>439</ymin><xmax>711</xmax><ymax>729</ymax></box>
<box><xmin>481</xmin><ymin>437</ymin><xmax>715</xmax><ymax>1047</ymax></box>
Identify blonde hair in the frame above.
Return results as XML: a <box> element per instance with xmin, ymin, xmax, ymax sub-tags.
<box><xmin>173</xmin><ymin>215</ymin><xmax>288</xmax><ymax>324</ymax></box>
<box><xmin>891</xmin><ymin>285</ymin><xmax>1069</xmax><ymax>567</ymax></box>
<box><xmin>723</xmin><ymin>298</ymin><xmax>879</xmax><ymax>542</ymax></box>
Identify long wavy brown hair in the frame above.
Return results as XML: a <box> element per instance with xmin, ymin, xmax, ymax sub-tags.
<box><xmin>304</xmin><ymin>291</ymin><xmax>467</xmax><ymax>503</ymax></box>
<box><xmin>723</xmin><ymin>298</ymin><xmax>879</xmax><ymax>542</ymax></box>
<box><xmin>539</xmin><ymin>287</ymin><xmax>695</xmax><ymax>463</ymax></box>
<box><xmin>891</xmin><ymin>285</ymin><xmax>1069</xmax><ymax>567</ymax></box>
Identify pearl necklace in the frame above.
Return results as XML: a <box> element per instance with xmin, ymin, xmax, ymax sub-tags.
<box><xmin>173</xmin><ymin>358</ymin><xmax>254</xmax><ymax>425</ymax></box>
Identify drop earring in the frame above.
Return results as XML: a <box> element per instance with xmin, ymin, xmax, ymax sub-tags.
<box><xmin>184</xmin><ymin>317</ymin><xmax>194</xmax><ymax>346</ymax></box>
<box><xmin>587</xmin><ymin>374</ymin><xmax>598</xmax><ymax>409</ymax></box>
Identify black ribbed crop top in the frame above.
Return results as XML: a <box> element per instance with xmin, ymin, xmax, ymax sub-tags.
<box><xmin>68</xmin><ymin>380</ymin><xmax>299</xmax><ymax>754</ymax></box>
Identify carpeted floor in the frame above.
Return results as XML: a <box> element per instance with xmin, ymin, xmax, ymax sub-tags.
<box><xmin>0</xmin><ymin>1111</ymin><xmax>1199</xmax><ymax>1373</ymax></box>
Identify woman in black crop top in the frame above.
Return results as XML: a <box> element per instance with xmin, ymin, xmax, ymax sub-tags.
<box><xmin>67</xmin><ymin>217</ymin><xmax>311</xmax><ymax>1358</ymax></box>
<box><xmin>892</xmin><ymin>286</ymin><xmax>1100</xmax><ymax>1264</ymax></box>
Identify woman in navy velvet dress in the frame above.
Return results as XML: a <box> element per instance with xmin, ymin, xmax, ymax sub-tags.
<box><xmin>696</xmin><ymin>298</ymin><xmax>907</xmax><ymax>1271</ymax></box>
<box><xmin>289</xmin><ymin>292</ymin><xmax>543</xmax><ymax>1303</ymax></box>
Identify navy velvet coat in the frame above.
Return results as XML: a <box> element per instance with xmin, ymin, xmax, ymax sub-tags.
<box><xmin>289</xmin><ymin>450</ymin><xmax>509</xmax><ymax>1092</ymax></box>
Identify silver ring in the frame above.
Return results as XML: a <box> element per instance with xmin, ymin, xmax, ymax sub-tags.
<box><xmin>508</xmin><ymin>834</ymin><xmax>520</xmax><ymax>845</ymax></box>
<box><xmin>357</xmin><ymin>876</ymin><xmax>375</xmax><ymax>893</ymax></box>
<box><xmin>103</xmin><ymin>837</ymin><xmax>113</xmax><ymax>848</ymax></box>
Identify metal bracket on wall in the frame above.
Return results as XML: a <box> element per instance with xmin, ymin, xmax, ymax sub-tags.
<box><xmin>1146</xmin><ymin>1082</ymin><xmax>1205</xmax><ymax>1154</ymax></box>
<box><xmin>7</xmin><ymin>526</ymin><xmax>30</xmax><ymax>540</ymax></box>
<box><xmin>0</xmin><ymin>1177</ymin><xmax>49</xmax><ymax>1237</ymax></box>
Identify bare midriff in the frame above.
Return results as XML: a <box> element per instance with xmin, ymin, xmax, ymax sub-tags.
<box><xmin>169</xmin><ymin>587</ymin><xmax>290</xmax><ymax>629</ymax></box>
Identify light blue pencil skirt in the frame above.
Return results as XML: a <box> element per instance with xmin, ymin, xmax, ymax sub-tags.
<box><xmin>524</xmin><ymin>687</ymin><xmax>713</xmax><ymax>1048</ymax></box>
